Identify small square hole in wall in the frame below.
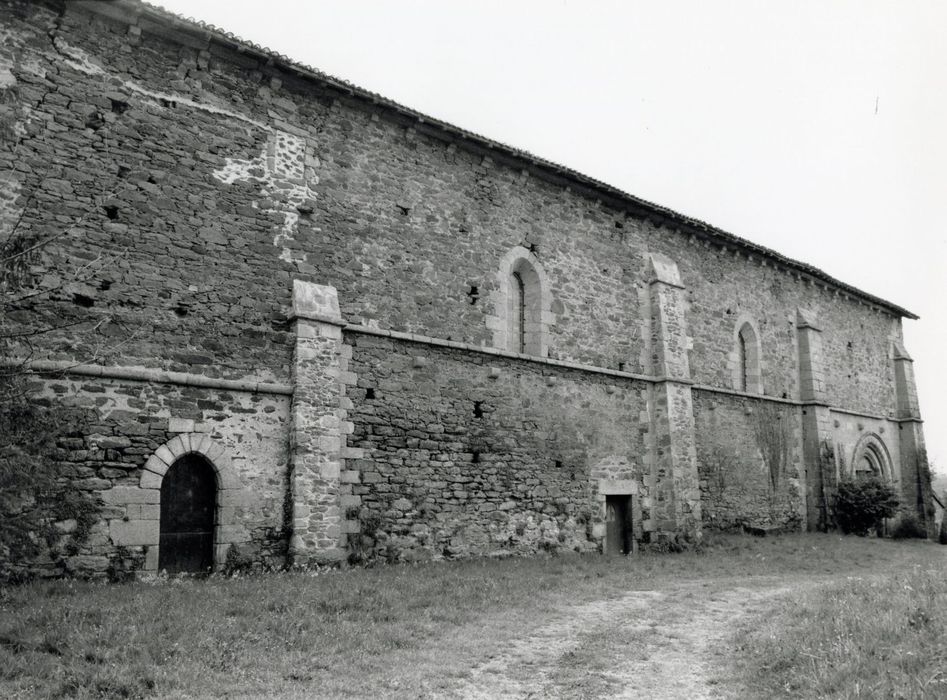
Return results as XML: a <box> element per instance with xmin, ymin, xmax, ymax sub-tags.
<box><xmin>365</xmin><ymin>388</ymin><xmax>376</xmax><ymax>400</ymax></box>
<box><xmin>472</xmin><ymin>451</ymin><xmax>480</xmax><ymax>464</ymax></box>
<box><xmin>473</xmin><ymin>401</ymin><xmax>484</xmax><ymax>418</ymax></box>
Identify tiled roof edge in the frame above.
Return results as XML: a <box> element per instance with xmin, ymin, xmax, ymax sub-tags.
<box><xmin>71</xmin><ymin>0</ymin><xmax>919</xmax><ymax>320</ymax></box>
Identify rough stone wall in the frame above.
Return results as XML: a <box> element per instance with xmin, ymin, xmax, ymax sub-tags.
<box><xmin>3</xmin><ymin>1</ymin><xmax>909</xmax><ymax>407</ymax></box>
<box><xmin>693</xmin><ymin>391</ymin><xmax>804</xmax><ymax>531</ymax></box>
<box><xmin>344</xmin><ymin>334</ymin><xmax>650</xmax><ymax>561</ymax></box>
<box><xmin>20</xmin><ymin>375</ymin><xmax>290</xmax><ymax>577</ymax></box>
<box><xmin>0</xmin><ymin>0</ymin><xmax>930</xmax><ymax>574</ymax></box>
<box><xmin>647</xmin><ymin>234</ymin><xmax>903</xmax><ymax>415</ymax></box>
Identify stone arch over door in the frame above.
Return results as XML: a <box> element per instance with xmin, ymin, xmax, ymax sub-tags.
<box><xmin>139</xmin><ymin>433</ymin><xmax>246</xmax><ymax>571</ymax></box>
<box><xmin>849</xmin><ymin>433</ymin><xmax>894</xmax><ymax>483</ymax></box>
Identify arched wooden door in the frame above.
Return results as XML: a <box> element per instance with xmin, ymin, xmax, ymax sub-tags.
<box><xmin>159</xmin><ymin>454</ymin><xmax>216</xmax><ymax>573</ymax></box>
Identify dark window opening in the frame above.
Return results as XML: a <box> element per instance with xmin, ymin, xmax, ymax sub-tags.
<box><xmin>365</xmin><ymin>388</ymin><xmax>376</xmax><ymax>400</ymax></box>
<box><xmin>512</xmin><ymin>272</ymin><xmax>526</xmax><ymax>353</ymax></box>
<box><xmin>738</xmin><ymin>332</ymin><xmax>749</xmax><ymax>391</ymax></box>
<box><xmin>468</xmin><ymin>286</ymin><xmax>479</xmax><ymax>305</ymax></box>
<box><xmin>72</xmin><ymin>293</ymin><xmax>94</xmax><ymax>308</ymax></box>
<box><xmin>473</xmin><ymin>401</ymin><xmax>484</xmax><ymax>418</ymax></box>
<box><xmin>103</xmin><ymin>205</ymin><xmax>119</xmax><ymax>220</ymax></box>
<box><xmin>471</xmin><ymin>451</ymin><xmax>480</xmax><ymax>464</ymax></box>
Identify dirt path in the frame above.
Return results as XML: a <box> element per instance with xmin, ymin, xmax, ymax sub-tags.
<box><xmin>450</xmin><ymin>577</ymin><xmax>815</xmax><ymax>699</ymax></box>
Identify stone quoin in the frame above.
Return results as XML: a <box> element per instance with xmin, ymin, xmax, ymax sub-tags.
<box><xmin>0</xmin><ymin>0</ymin><xmax>933</xmax><ymax>577</ymax></box>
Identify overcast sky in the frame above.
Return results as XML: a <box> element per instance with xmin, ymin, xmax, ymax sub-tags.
<box><xmin>151</xmin><ymin>0</ymin><xmax>947</xmax><ymax>474</ymax></box>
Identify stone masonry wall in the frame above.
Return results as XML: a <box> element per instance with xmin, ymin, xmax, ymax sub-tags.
<box><xmin>0</xmin><ymin>0</ymin><xmax>928</xmax><ymax>574</ymax></box>
<box><xmin>2</xmin><ymin>1</ymin><xmax>908</xmax><ymax>415</ymax></box>
<box><xmin>343</xmin><ymin>333</ymin><xmax>651</xmax><ymax>562</ymax></box>
<box><xmin>693</xmin><ymin>390</ymin><xmax>805</xmax><ymax>531</ymax></box>
<box><xmin>20</xmin><ymin>375</ymin><xmax>290</xmax><ymax>577</ymax></box>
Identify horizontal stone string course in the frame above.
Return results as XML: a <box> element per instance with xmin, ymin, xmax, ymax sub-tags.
<box><xmin>11</xmin><ymin>359</ymin><xmax>293</xmax><ymax>395</ymax></box>
<box><xmin>6</xmin><ymin>358</ymin><xmax>895</xmax><ymax>422</ymax></box>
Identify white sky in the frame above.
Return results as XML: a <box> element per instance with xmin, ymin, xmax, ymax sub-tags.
<box><xmin>152</xmin><ymin>0</ymin><xmax>947</xmax><ymax>473</ymax></box>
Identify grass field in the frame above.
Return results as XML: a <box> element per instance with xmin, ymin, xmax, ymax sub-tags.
<box><xmin>734</xmin><ymin>564</ymin><xmax>947</xmax><ymax>699</ymax></box>
<box><xmin>0</xmin><ymin>533</ymin><xmax>944</xmax><ymax>698</ymax></box>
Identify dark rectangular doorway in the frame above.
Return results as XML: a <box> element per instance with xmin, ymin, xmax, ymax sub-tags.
<box><xmin>605</xmin><ymin>495</ymin><xmax>632</xmax><ymax>555</ymax></box>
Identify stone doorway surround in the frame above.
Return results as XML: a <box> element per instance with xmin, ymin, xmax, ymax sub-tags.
<box><xmin>598</xmin><ymin>479</ymin><xmax>640</xmax><ymax>554</ymax></box>
<box><xmin>101</xmin><ymin>433</ymin><xmax>248</xmax><ymax>571</ymax></box>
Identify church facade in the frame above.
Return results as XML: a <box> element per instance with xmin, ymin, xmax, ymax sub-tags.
<box><xmin>0</xmin><ymin>0</ymin><xmax>932</xmax><ymax>577</ymax></box>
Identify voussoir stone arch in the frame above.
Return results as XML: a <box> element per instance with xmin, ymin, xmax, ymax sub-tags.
<box><xmin>138</xmin><ymin>432</ymin><xmax>247</xmax><ymax>570</ymax></box>
<box><xmin>487</xmin><ymin>245</ymin><xmax>555</xmax><ymax>357</ymax></box>
<box><xmin>850</xmin><ymin>432</ymin><xmax>894</xmax><ymax>483</ymax></box>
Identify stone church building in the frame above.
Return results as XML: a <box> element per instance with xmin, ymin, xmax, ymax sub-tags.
<box><xmin>1</xmin><ymin>0</ymin><xmax>932</xmax><ymax>576</ymax></box>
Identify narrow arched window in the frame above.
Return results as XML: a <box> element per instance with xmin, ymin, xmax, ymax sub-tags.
<box><xmin>735</xmin><ymin>321</ymin><xmax>761</xmax><ymax>394</ymax></box>
<box><xmin>738</xmin><ymin>332</ymin><xmax>749</xmax><ymax>392</ymax></box>
<box><xmin>490</xmin><ymin>246</ymin><xmax>553</xmax><ymax>357</ymax></box>
<box><xmin>512</xmin><ymin>271</ymin><xmax>526</xmax><ymax>353</ymax></box>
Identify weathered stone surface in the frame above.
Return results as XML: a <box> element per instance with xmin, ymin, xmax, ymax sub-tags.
<box><xmin>0</xmin><ymin>0</ymin><xmax>929</xmax><ymax>578</ymax></box>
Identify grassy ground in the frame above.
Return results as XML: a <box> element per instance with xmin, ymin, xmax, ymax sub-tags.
<box><xmin>0</xmin><ymin>533</ymin><xmax>943</xmax><ymax>698</ymax></box>
<box><xmin>733</xmin><ymin>564</ymin><xmax>947</xmax><ymax>699</ymax></box>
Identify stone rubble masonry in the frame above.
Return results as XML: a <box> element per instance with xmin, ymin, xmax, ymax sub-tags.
<box><xmin>19</xmin><ymin>375</ymin><xmax>289</xmax><ymax>577</ymax></box>
<box><xmin>693</xmin><ymin>391</ymin><xmax>804</xmax><ymax>531</ymax></box>
<box><xmin>0</xmin><ymin>1</ymin><xmax>932</xmax><ymax>576</ymax></box>
<box><xmin>344</xmin><ymin>333</ymin><xmax>650</xmax><ymax>561</ymax></box>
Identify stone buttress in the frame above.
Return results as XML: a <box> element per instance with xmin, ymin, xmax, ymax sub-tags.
<box><xmin>893</xmin><ymin>341</ymin><xmax>932</xmax><ymax>530</ymax></box>
<box><xmin>645</xmin><ymin>253</ymin><xmax>702</xmax><ymax>541</ymax></box>
<box><xmin>796</xmin><ymin>308</ymin><xmax>833</xmax><ymax>530</ymax></box>
<box><xmin>288</xmin><ymin>280</ymin><xmax>354</xmax><ymax>565</ymax></box>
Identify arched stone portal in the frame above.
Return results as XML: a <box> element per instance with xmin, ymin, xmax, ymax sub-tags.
<box><xmin>137</xmin><ymin>433</ymin><xmax>247</xmax><ymax>571</ymax></box>
<box><xmin>159</xmin><ymin>454</ymin><xmax>217</xmax><ymax>573</ymax></box>
<box><xmin>850</xmin><ymin>433</ymin><xmax>893</xmax><ymax>483</ymax></box>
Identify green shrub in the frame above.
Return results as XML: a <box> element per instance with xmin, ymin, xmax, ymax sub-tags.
<box><xmin>890</xmin><ymin>512</ymin><xmax>928</xmax><ymax>540</ymax></box>
<box><xmin>834</xmin><ymin>478</ymin><xmax>899</xmax><ymax>536</ymax></box>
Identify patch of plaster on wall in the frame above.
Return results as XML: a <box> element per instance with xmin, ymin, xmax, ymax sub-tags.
<box><xmin>213</xmin><ymin>130</ymin><xmax>319</xmax><ymax>266</ymax></box>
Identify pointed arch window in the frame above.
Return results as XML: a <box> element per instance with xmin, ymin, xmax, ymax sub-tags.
<box><xmin>735</xmin><ymin>321</ymin><xmax>762</xmax><ymax>394</ymax></box>
<box><xmin>511</xmin><ymin>271</ymin><xmax>527</xmax><ymax>353</ymax></box>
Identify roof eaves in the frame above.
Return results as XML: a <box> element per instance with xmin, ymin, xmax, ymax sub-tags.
<box><xmin>100</xmin><ymin>0</ymin><xmax>918</xmax><ymax>320</ymax></box>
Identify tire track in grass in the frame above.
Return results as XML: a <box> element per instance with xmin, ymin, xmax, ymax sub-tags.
<box><xmin>451</xmin><ymin>580</ymin><xmax>812</xmax><ymax>699</ymax></box>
